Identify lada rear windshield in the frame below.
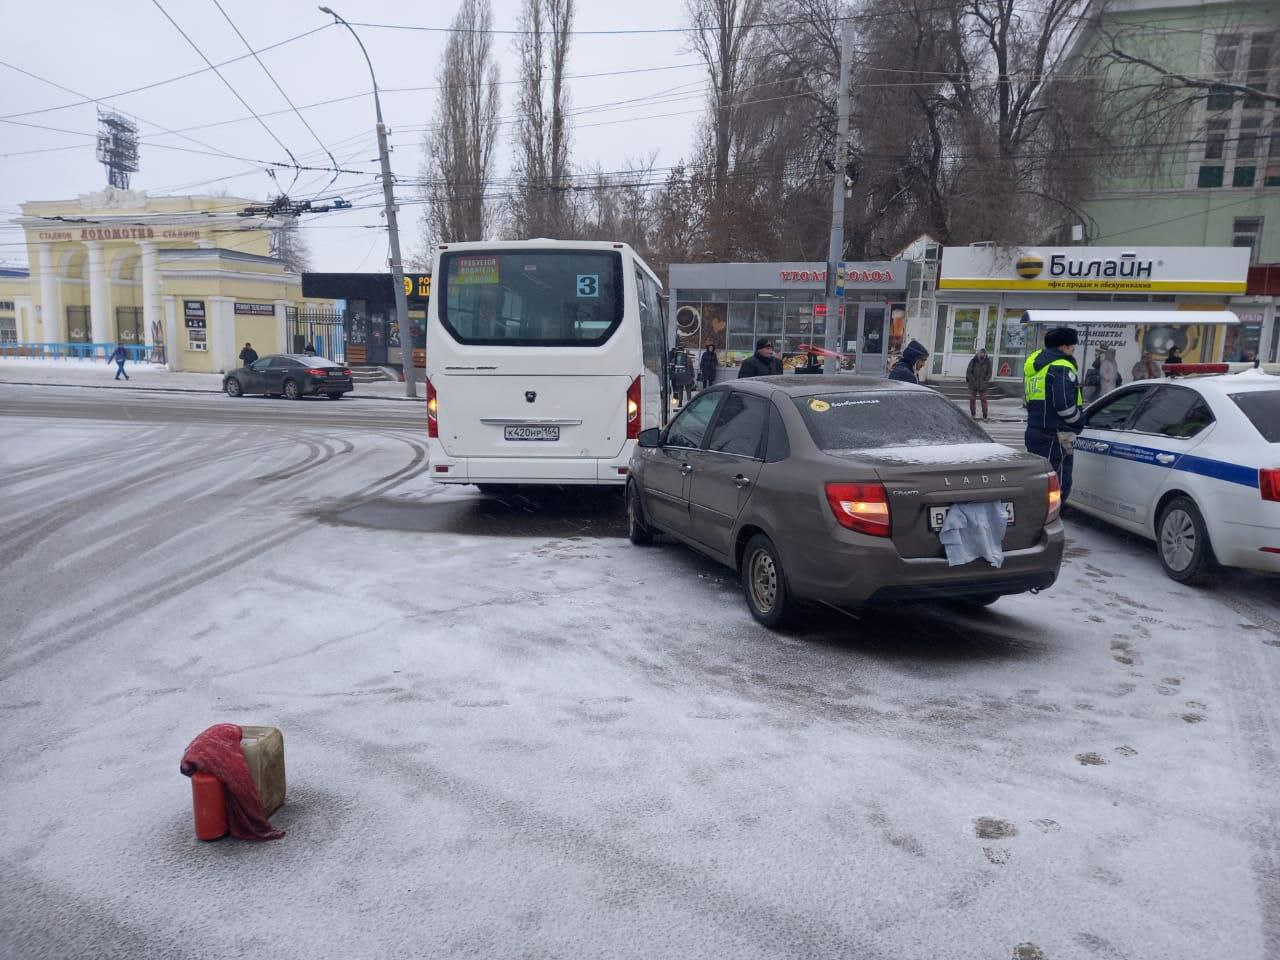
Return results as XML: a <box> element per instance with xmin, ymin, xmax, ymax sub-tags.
<box><xmin>438</xmin><ymin>250</ymin><xmax>624</xmax><ymax>346</ymax></box>
<box><xmin>1230</xmin><ymin>390</ymin><xmax>1280</xmax><ymax>442</ymax></box>
<box><xmin>793</xmin><ymin>391</ymin><xmax>989</xmax><ymax>451</ymax></box>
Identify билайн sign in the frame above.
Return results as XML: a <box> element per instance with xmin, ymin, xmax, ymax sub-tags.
<box><xmin>938</xmin><ymin>246</ymin><xmax>1250</xmax><ymax>294</ymax></box>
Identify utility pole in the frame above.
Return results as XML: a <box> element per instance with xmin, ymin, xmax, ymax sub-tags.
<box><xmin>822</xmin><ymin>21</ymin><xmax>853</xmax><ymax>376</ymax></box>
<box><xmin>321</xmin><ymin>7</ymin><xmax>417</xmax><ymax>399</ymax></box>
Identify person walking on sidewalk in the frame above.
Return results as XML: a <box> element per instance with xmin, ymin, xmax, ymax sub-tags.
<box><xmin>737</xmin><ymin>338</ymin><xmax>783</xmax><ymax>378</ymax></box>
<box><xmin>109</xmin><ymin>344</ymin><xmax>130</xmax><ymax>381</ymax></box>
<box><xmin>965</xmin><ymin>347</ymin><xmax>993</xmax><ymax>420</ymax></box>
<box><xmin>698</xmin><ymin>340</ymin><xmax>718</xmax><ymax>391</ymax></box>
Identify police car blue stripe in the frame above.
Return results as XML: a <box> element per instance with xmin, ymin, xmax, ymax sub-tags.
<box><xmin>1076</xmin><ymin>439</ymin><xmax>1259</xmax><ymax>489</ymax></box>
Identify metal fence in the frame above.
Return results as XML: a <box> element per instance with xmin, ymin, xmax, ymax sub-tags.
<box><xmin>289</xmin><ymin>306</ymin><xmax>345</xmax><ymax>363</ymax></box>
<box><xmin>0</xmin><ymin>342</ymin><xmax>153</xmax><ymax>361</ymax></box>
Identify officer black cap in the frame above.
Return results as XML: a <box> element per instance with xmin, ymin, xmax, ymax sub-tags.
<box><xmin>1044</xmin><ymin>326</ymin><xmax>1079</xmax><ymax>348</ymax></box>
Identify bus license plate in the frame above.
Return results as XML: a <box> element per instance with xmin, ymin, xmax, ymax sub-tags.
<box><xmin>928</xmin><ymin>502</ymin><xmax>1014</xmax><ymax>532</ymax></box>
<box><xmin>504</xmin><ymin>426</ymin><xmax>559</xmax><ymax>441</ymax></box>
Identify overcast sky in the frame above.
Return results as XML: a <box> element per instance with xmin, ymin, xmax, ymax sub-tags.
<box><xmin>0</xmin><ymin>0</ymin><xmax>703</xmax><ymax>272</ymax></box>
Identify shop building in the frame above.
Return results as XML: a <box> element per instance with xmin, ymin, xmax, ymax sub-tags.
<box><xmin>300</xmin><ymin>271</ymin><xmax>431</xmax><ymax>370</ymax></box>
<box><xmin>5</xmin><ymin>187</ymin><xmax>331</xmax><ymax>372</ymax></box>
<box><xmin>668</xmin><ymin>261</ymin><xmax>907</xmax><ymax>375</ymax></box>
<box><xmin>914</xmin><ymin>245</ymin><xmax>1253</xmax><ymax>382</ymax></box>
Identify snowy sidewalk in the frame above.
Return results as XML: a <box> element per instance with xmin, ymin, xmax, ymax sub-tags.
<box><xmin>0</xmin><ymin>357</ymin><xmax>426</xmax><ymax>401</ymax></box>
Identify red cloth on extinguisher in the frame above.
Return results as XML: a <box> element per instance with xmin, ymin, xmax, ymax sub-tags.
<box><xmin>179</xmin><ymin>723</ymin><xmax>285</xmax><ymax>842</ymax></box>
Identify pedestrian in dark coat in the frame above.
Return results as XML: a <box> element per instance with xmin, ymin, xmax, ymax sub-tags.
<box><xmin>1165</xmin><ymin>344</ymin><xmax>1183</xmax><ymax>366</ymax></box>
<box><xmin>966</xmin><ymin>347</ymin><xmax>993</xmax><ymax>419</ymax></box>
<box><xmin>239</xmin><ymin>342</ymin><xmax>259</xmax><ymax>366</ymax></box>
<box><xmin>888</xmin><ymin>340</ymin><xmax>929</xmax><ymax>384</ymax></box>
<box><xmin>109</xmin><ymin>344</ymin><xmax>130</xmax><ymax>380</ymax></box>
<box><xmin>698</xmin><ymin>341</ymin><xmax>718</xmax><ymax>390</ymax></box>
<box><xmin>737</xmin><ymin>338</ymin><xmax>783</xmax><ymax>378</ymax></box>
<box><xmin>303</xmin><ymin>342</ymin><xmax>317</xmax><ymax>356</ymax></box>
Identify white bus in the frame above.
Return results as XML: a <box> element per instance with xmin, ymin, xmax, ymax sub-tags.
<box><xmin>425</xmin><ymin>239</ymin><xmax>670</xmax><ymax>488</ymax></box>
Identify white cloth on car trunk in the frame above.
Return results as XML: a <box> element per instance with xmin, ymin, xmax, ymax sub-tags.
<box><xmin>938</xmin><ymin>501</ymin><xmax>1008</xmax><ymax>568</ymax></box>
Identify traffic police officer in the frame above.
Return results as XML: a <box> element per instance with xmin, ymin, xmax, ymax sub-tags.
<box><xmin>1024</xmin><ymin>326</ymin><xmax>1084</xmax><ymax>502</ymax></box>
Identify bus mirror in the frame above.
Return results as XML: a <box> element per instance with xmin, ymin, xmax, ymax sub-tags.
<box><xmin>637</xmin><ymin>428</ymin><xmax>662</xmax><ymax>448</ymax></box>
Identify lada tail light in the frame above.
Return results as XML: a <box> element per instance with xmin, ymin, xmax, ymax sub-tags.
<box><xmin>1046</xmin><ymin>473</ymin><xmax>1062</xmax><ymax>524</ymax></box>
<box><xmin>825</xmin><ymin>482</ymin><xmax>890</xmax><ymax>537</ymax></box>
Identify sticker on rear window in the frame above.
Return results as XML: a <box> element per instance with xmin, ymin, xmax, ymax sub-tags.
<box><xmin>454</xmin><ymin>256</ymin><xmax>499</xmax><ymax>284</ymax></box>
<box><xmin>576</xmin><ymin>274</ymin><xmax>599</xmax><ymax>297</ymax></box>
<box><xmin>809</xmin><ymin>398</ymin><xmax>831</xmax><ymax>412</ymax></box>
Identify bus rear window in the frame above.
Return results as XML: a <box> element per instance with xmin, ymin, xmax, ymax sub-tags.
<box><xmin>438</xmin><ymin>250</ymin><xmax>623</xmax><ymax>346</ymax></box>
<box><xmin>1230</xmin><ymin>390</ymin><xmax>1280</xmax><ymax>442</ymax></box>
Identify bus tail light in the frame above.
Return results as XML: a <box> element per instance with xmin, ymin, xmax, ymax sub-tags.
<box><xmin>825</xmin><ymin>483</ymin><xmax>890</xmax><ymax>537</ymax></box>
<box><xmin>626</xmin><ymin>376</ymin><xmax>641</xmax><ymax>440</ymax></box>
<box><xmin>426</xmin><ymin>377</ymin><xmax>438</xmax><ymax>438</ymax></box>
<box><xmin>1261</xmin><ymin>468</ymin><xmax>1280</xmax><ymax>502</ymax></box>
<box><xmin>1046</xmin><ymin>473</ymin><xmax>1062</xmax><ymax>524</ymax></box>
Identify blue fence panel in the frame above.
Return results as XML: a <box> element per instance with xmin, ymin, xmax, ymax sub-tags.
<box><xmin>0</xmin><ymin>342</ymin><xmax>152</xmax><ymax>361</ymax></box>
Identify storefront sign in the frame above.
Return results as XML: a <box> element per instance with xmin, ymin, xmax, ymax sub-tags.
<box><xmin>939</xmin><ymin>246</ymin><xmax>1249</xmax><ymax>294</ymax></box>
<box><xmin>183</xmin><ymin>300</ymin><xmax>206</xmax><ymax>329</ymax></box>
<box><xmin>34</xmin><ymin>226</ymin><xmax>204</xmax><ymax>243</ymax></box>
<box><xmin>778</xmin><ymin>263</ymin><xmax>899</xmax><ymax>288</ymax></box>
<box><xmin>234</xmin><ymin>302</ymin><xmax>275</xmax><ymax>316</ymax></box>
<box><xmin>403</xmin><ymin>274</ymin><xmax>432</xmax><ymax>298</ymax></box>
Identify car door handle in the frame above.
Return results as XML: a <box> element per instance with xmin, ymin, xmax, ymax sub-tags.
<box><xmin>733</xmin><ymin>475</ymin><xmax>752</xmax><ymax>488</ymax></box>
<box><xmin>680</xmin><ymin>463</ymin><xmax>693</xmax><ymax>476</ymax></box>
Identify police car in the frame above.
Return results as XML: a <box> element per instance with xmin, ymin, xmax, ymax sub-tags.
<box><xmin>1070</xmin><ymin>364</ymin><xmax>1280</xmax><ymax>582</ymax></box>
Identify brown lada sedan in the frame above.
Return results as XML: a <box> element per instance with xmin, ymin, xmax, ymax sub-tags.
<box><xmin>626</xmin><ymin>376</ymin><xmax>1065</xmax><ymax>626</ymax></box>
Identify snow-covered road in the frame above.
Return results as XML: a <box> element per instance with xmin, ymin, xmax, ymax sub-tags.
<box><xmin>1</xmin><ymin>384</ymin><xmax>1277</xmax><ymax>960</ymax></box>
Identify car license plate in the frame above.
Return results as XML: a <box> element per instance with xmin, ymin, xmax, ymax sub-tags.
<box><xmin>504</xmin><ymin>425</ymin><xmax>559</xmax><ymax>441</ymax></box>
<box><xmin>928</xmin><ymin>502</ymin><xmax>1015</xmax><ymax>532</ymax></box>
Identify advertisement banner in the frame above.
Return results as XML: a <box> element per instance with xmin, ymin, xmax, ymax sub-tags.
<box><xmin>939</xmin><ymin>246</ymin><xmax>1249</xmax><ymax>294</ymax></box>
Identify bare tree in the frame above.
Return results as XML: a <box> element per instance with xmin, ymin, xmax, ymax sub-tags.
<box><xmin>269</xmin><ymin>216</ymin><xmax>312</xmax><ymax>273</ymax></box>
<box><xmin>420</xmin><ymin>0</ymin><xmax>502</xmax><ymax>248</ymax></box>
<box><xmin>510</xmin><ymin>0</ymin><xmax>576</xmax><ymax>238</ymax></box>
<box><xmin>686</xmin><ymin>0</ymin><xmax>765</xmax><ymax>257</ymax></box>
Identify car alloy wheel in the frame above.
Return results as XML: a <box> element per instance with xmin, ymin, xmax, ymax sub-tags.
<box><xmin>1157</xmin><ymin>496</ymin><xmax>1210</xmax><ymax>584</ymax></box>
<box><xmin>225</xmin><ymin>378</ymin><xmax>242</xmax><ymax>397</ymax></box>
<box><xmin>284</xmin><ymin>379</ymin><xmax>301</xmax><ymax>400</ymax></box>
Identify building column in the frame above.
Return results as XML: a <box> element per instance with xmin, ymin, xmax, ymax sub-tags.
<box><xmin>163</xmin><ymin>296</ymin><xmax>179</xmax><ymax>371</ymax></box>
<box><xmin>85</xmin><ymin>241</ymin><xmax>112</xmax><ymax>346</ymax></box>
<box><xmin>139</xmin><ymin>242</ymin><xmax>160</xmax><ymax>350</ymax></box>
<box><xmin>15</xmin><ymin>296</ymin><xmax>34</xmax><ymax>342</ymax></box>
<box><xmin>36</xmin><ymin>243</ymin><xmax>63</xmax><ymax>342</ymax></box>
<box><xmin>209</xmin><ymin>296</ymin><xmax>237</xmax><ymax>372</ymax></box>
<box><xmin>273</xmin><ymin>299</ymin><xmax>291</xmax><ymax>355</ymax></box>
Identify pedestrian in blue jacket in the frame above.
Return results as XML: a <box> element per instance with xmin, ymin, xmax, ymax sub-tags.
<box><xmin>109</xmin><ymin>344</ymin><xmax>130</xmax><ymax>380</ymax></box>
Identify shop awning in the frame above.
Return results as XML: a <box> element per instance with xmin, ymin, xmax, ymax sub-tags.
<box><xmin>1020</xmin><ymin>310</ymin><xmax>1238</xmax><ymax>326</ymax></box>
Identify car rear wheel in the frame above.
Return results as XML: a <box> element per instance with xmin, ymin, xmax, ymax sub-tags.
<box><xmin>742</xmin><ymin>534</ymin><xmax>791</xmax><ymax>628</ymax></box>
<box><xmin>283</xmin><ymin>379</ymin><xmax>301</xmax><ymax>401</ymax></box>
<box><xmin>1157</xmin><ymin>496</ymin><xmax>1211</xmax><ymax>583</ymax></box>
<box><xmin>224</xmin><ymin>378</ymin><xmax>243</xmax><ymax>398</ymax></box>
<box><xmin>626</xmin><ymin>481</ymin><xmax>654</xmax><ymax>546</ymax></box>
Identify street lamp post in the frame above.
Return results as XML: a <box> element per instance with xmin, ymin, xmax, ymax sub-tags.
<box><xmin>320</xmin><ymin>7</ymin><xmax>417</xmax><ymax>399</ymax></box>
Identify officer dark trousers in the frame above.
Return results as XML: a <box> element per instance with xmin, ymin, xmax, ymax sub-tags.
<box><xmin>1025</xmin><ymin>428</ymin><xmax>1073</xmax><ymax>503</ymax></box>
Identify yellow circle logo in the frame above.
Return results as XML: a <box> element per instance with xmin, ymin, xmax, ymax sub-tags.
<box><xmin>809</xmin><ymin>399</ymin><xmax>831</xmax><ymax>412</ymax></box>
<box><xmin>1016</xmin><ymin>254</ymin><xmax>1044</xmax><ymax>279</ymax></box>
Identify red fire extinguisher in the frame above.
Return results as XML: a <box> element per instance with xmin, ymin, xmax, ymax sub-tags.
<box><xmin>191</xmin><ymin>772</ymin><xmax>228</xmax><ymax>841</ymax></box>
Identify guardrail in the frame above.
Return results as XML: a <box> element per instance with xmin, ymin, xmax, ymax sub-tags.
<box><xmin>0</xmin><ymin>342</ymin><xmax>156</xmax><ymax>362</ymax></box>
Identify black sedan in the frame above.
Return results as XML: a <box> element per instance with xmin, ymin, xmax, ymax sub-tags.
<box><xmin>223</xmin><ymin>354</ymin><xmax>353</xmax><ymax>400</ymax></box>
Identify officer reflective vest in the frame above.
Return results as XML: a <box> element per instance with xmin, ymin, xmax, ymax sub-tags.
<box><xmin>1023</xmin><ymin>349</ymin><xmax>1083</xmax><ymax>406</ymax></box>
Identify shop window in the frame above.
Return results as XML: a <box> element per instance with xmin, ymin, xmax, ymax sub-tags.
<box><xmin>1198</xmin><ymin>165</ymin><xmax>1224</xmax><ymax>188</ymax></box>
<box><xmin>115</xmin><ymin>306</ymin><xmax>143</xmax><ymax>344</ymax></box>
<box><xmin>996</xmin><ymin>308</ymin><xmax>1028</xmax><ymax>379</ymax></box>
<box><xmin>1233</xmin><ymin>217</ymin><xmax>1264</xmax><ymax>261</ymax></box>
<box><xmin>931</xmin><ymin>304</ymin><xmax>947</xmax><ymax>375</ymax></box>
<box><xmin>951</xmin><ymin>307</ymin><xmax>980</xmax><ymax>353</ymax></box>
<box><xmin>1233</xmin><ymin>166</ymin><xmax>1257</xmax><ymax>187</ymax></box>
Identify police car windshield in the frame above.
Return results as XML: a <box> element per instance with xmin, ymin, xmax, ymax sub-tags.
<box><xmin>793</xmin><ymin>392</ymin><xmax>989</xmax><ymax>451</ymax></box>
<box><xmin>1230</xmin><ymin>390</ymin><xmax>1280</xmax><ymax>443</ymax></box>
